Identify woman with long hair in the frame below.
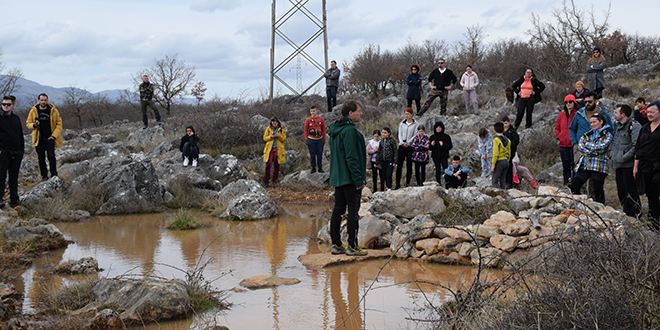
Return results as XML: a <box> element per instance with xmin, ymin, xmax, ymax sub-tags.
<box><xmin>587</xmin><ymin>46</ymin><xmax>606</xmax><ymax>98</ymax></box>
<box><xmin>406</xmin><ymin>64</ymin><xmax>423</xmax><ymax>112</ymax></box>
<box><xmin>263</xmin><ymin>117</ymin><xmax>286</xmax><ymax>187</ymax></box>
<box><xmin>570</xmin><ymin>112</ymin><xmax>612</xmax><ymax>203</ymax></box>
<box><xmin>377</xmin><ymin>127</ymin><xmax>398</xmax><ymax>191</ymax></box>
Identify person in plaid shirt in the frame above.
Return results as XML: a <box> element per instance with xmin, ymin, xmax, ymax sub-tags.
<box><xmin>570</xmin><ymin>112</ymin><xmax>613</xmax><ymax>203</ymax></box>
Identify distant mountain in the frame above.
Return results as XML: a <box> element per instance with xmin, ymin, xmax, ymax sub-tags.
<box><xmin>6</xmin><ymin>77</ymin><xmax>195</xmax><ymax>109</ymax></box>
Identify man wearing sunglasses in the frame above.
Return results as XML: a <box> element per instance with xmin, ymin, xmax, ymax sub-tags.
<box><xmin>0</xmin><ymin>95</ymin><xmax>24</xmax><ymax>208</ymax></box>
<box><xmin>418</xmin><ymin>59</ymin><xmax>457</xmax><ymax>116</ymax></box>
<box><xmin>569</xmin><ymin>91</ymin><xmax>613</xmax><ymax>146</ymax></box>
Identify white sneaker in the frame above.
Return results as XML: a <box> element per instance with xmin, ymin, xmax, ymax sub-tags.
<box><xmin>183</xmin><ymin>156</ymin><xmax>189</xmax><ymax>166</ymax></box>
<box><xmin>192</xmin><ymin>159</ymin><xmax>198</xmax><ymax>167</ymax></box>
<box><xmin>387</xmin><ymin>188</ymin><xmax>391</xmax><ymax>192</ymax></box>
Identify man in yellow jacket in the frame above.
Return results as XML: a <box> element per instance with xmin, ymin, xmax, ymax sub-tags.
<box><xmin>26</xmin><ymin>93</ymin><xmax>63</xmax><ymax>181</ymax></box>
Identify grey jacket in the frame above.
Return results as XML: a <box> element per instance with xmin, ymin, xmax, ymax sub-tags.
<box><xmin>324</xmin><ymin>67</ymin><xmax>340</xmax><ymax>87</ymax></box>
<box><xmin>397</xmin><ymin>119</ymin><xmax>419</xmax><ymax>146</ymax></box>
<box><xmin>586</xmin><ymin>58</ymin><xmax>606</xmax><ymax>90</ymax></box>
<box><xmin>610</xmin><ymin>116</ymin><xmax>641</xmax><ymax>169</ymax></box>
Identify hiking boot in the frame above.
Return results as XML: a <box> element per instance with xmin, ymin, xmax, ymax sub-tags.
<box><xmin>346</xmin><ymin>246</ymin><xmax>368</xmax><ymax>256</ymax></box>
<box><xmin>331</xmin><ymin>244</ymin><xmax>347</xmax><ymax>255</ymax></box>
<box><xmin>311</xmin><ymin>168</ymin><xmax>316</xmax><ymax>173</ymax></box>
<box><xmin>192</xmin><ymin>159</ymin><xmax>198</xmax><ymax>167</ymax></box>
<box><xmin>318</xmin><ymin>169</ymin><xmax>324</xmax><ymax>173</ymax></box>
<box><xmin>530</xmin><ymin>180</ymin><xmax>538</xmax><ymax>188</ymax></box>
<box><xmin>9</xmin><ymin>200</ymin><xmax>19</xmax><ymax>208</ymax></box>
<box><xmin>183</xmin><ymin>156</ymin><xmax>189</xmax><ymax>167</ymax></box>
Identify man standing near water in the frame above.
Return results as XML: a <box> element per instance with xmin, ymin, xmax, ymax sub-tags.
<box><xmin>328</xmin><ymin>100</ymin><xmax>367</xmax><ymax>256</ymax></box>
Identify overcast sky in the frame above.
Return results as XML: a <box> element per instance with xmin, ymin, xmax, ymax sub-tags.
<box><xmin>0</xmin><ymin>0</ymin><xmax>657</xmax><ymax>100</ymax></box>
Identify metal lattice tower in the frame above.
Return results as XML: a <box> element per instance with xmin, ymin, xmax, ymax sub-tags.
<box><xmin>270</xmin><ymin>0</ymin><xmax>328</xmax><ymax>102</ymax></box>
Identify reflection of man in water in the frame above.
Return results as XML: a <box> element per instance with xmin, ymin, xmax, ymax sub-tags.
<box><xmin>328</xmin><ymin>100</ymin><xmax>367</xmax><ymax>256</ymax></box>
<box><xmin>329</xmin><ymin>268</ymin><xmax>362</xmax><ymax>328</ymax></box>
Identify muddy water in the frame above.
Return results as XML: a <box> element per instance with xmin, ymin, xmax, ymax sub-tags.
<box><xmin>12</xmin><ymin>203</ymin><xmax>493</xmax><ymax>330</ymax></box>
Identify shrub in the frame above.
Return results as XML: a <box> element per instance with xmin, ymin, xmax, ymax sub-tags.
<box><xmin>41</xmin><ymin>279</ymin><xmax>98</xmax><ymax>314</ymax></box>
<box><xmin>167</xmin><ymin>210</ymin><xmax>200</xmax><ymax>230</ymax></box>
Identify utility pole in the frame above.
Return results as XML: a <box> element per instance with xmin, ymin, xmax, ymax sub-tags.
<box><xmin>269</xmin><ymin>0</ymin><xmax>328</xmax><ymax>102</ymax></box>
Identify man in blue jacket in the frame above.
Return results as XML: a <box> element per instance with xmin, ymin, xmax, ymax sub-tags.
<box><xmin>569</xmin><ymin>91</ymin><xmax>613</xmax><ymax>145</ymax></box>
<box><xmin>328</xmin><ymin>100</ymin><xmax>367</xmax><ymax>256</ymax></box>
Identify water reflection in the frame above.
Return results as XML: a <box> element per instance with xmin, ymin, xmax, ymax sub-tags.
<box><xmin>10</xmin><ymin>204</ymin><xmax>498</xmax><ymax>329</ymax></box>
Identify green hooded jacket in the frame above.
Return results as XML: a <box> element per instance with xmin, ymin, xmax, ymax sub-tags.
<box><xmin>328</xmin><ymin>117</ymin><xmax>366</xmax><ymax>188</ymax></box>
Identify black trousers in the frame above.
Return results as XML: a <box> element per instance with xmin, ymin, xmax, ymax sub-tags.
<box><xmin>330</xmin><ymin>185</ymin><xmax>362</xmax><ymax>248</ymax></box>
<box><xmin>642</xmin><ymin>171</ymin><xmax>660</xmax><ymax>229</ymax></box>
<box><xmin>381</xmin><ymin>162</ymin><xmax>394</xmax><ymax>189</ymax></box>
<box><xmin>396</xmin><ymin>146</ymin><xmax>413</xmax><ymax>187</ymax></box>
<box><xmin>371</xmin><ymin>162</ymin><xmax>384</xmax><ymax>192</ymax></box>
<box><xmin>615</xmin><ymin>167</ymin><xmax>641</xmax><ymax>217</ymax></box>
<box><xmin>140</xmin><ymin>99</ymin><xmax>161</xmax><ymax>126</ymax></box>
<box><xmin>414</xmin><ymin>162</ymin><xmax>427</xmax><ymax>186</ymax></box>
<box><xmin>571</xmin><ymin>169</ymin><xmax>607</xmax><ymax>204</ymax></box>
<box><xmin>0</xmin><ymin>150</ymin><xmax>23</xmax><ymax>203</ymax></box>
<box><xmin>326</xmin><ymin>86</ymin><xmax>337</xmax><ymax>112</ymax></box>
<box><xmin>514</xmin><ymin>97</ymin><xmax>535</xmax><ymax>129</ymax></box>
<box><xmin>432</xmin><ymin>156</ymin><xmax>448</xmax><ymax>184</ymax></box>
<box><xmin>407</xmin><ymin>98</ymin><xmax>421</xmax><ymax>112</ymax></box>
<box><xmin>36</xmin><ymin>139</ymin><xmax>57</xmax><ymax>179</ymax></box>
<box><xmin>445</xmin><ymin>173</ymin><xmax>467</xmax><ymax>189</ymax></box>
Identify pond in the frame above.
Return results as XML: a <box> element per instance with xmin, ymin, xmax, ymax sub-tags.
<box><xmin>9</xmin><ymin>203</ymin><xmax>492</xmax><ymax>330</ymax></box>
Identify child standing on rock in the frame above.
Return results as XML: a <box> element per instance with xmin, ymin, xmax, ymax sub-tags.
<box><xmin>377</xmin><ymin>127</ymin><xmax>398</xmax><ymax>191</ymax></box>
<box><xmin>411</xmin><ymin>125</ymin><xmax>430</xmax><ymax>186</ymax></box>
<box><xmin>477</xmin><ymin>128</ymin><xmax>492</xmax><ymax>177</ymax></box>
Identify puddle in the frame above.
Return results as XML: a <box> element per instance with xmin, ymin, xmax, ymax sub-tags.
<box><xmin>9</xmin><ymin>203</ymin><xmax>494</xmax><ymax>329</ymax></box>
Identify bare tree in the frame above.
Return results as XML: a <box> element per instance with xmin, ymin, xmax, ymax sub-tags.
<box><xmin>61</xmin><ymin>86</ymin><xmax>90</xmax><ymax>128</ymax></box>
<box><xmin>191</xmin><ymin>81</ymin><xmax>207</xmax><ymax>105</ymax></box>
<box><xmin>0</xmin><ymin>49</ymin><xmax>23</xmax><ymax>96</ymax></box>
<box><xmin>529</xmin><ymin>0</ymin><xmax>611</xmax><ymax>82</ymax></box>
<box><xmin>344</xmin><ymin>44</ymin><xmax>398</xmax><ymax>99</ymax></box>
<box><xmin>136</xmin><ymin>54</ymin><xmax>196</xmax><ymax>115</ymax></box>
<box><xmin>454</xmin><ymin>25</ymin><xmax>487</xmax><ymax>69</ymax></box>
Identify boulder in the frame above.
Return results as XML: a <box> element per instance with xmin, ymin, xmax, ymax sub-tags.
<box><xmin>415</xmin><ymin>238</ymin><xmax>441</xmax><ymax>256</ymax></box>
<box><xmin>216</xmin><ymin>179</ymin><xmax>267</xmax><ymax>205</ymax></box>
<box><xmin>281</xmin><ymin>170</ymin><xmax>329</xmax><ymax>189</ymax></box>
<box><xmin>369</xmin><ymin>186</ymin><xmax>445</xmax><ymax>218</ymax></box>
<box><xmin>377</xmin><ymin>96</ymin><xmax>406</xmax><ymax>111</ymax></box>
<box><xmin>389</xmin><ymin>215</ymin><xmax>436</xmax><ymax>258</ymax></box>
<box><xmin>69</xmin><ymin>153</ymin><xmax>164</xmax><ymax>214</ymax></box>
<box><xmin>222</xmin><ymin>191</ymin><xmax>277</xmax><ymax>220</ymax></box>
<box><xmin>490</xmin><ymin>235</ymin><xmax>520</xmax><ymax>252</ymax></box>
<box><xmin>357</xmin><ymin>214</ymin><xmax>392</xmax><ymax>249</ymax></box>
<box><xmin>470</xmin><ymin>247</ymin><xmax>503</xmax><ymax>267</ymax></box>
<box><xmin>240</xmin><ymin>275</ymin><xmax>300</xmax><ymax>289</ymax></box>
<box><xmin>85</xmin><ymin>278</ymin><xmax>192</xmax><ymax>325</ymax></box>
<box><xmin>125</xmin><ymin>126</ymin><xmax>167</xmax><ymax>147</ymax></box>
<box><xmin>20</xmin><ymin>176</ymin><xmax>66</xmax><ymax>208</ymax></box>
<box><xmin>501</xmin><ymin>220</ymin><xmax>533</xmax><ymax>236</ymax></box>
<box><xmin>58</xmin><ymin>142</ymin><xmax>130</xmax><ymax>165</ymax></box>
<box><xmin>207</xmin><ymin>154</ymin><xmax>246</xmax><ymax>185</ymax></box>
<box><xmin>483</xmin><ymin>211</ymin><xmax>517</xmax><ymax>227</ymax></box>
<box><xmin>156</xmin><ymin>155</ymin><xmax>223</xmax><ymax>191</ymax></box>
<box><xmin>55</xmin><ymin>257</ymin><xmax>100</xmax><ymax>275</ymax></box>
<box><xmin>428</xmin><ymin>252</ymin><xmax>471</xmax><ymax>265</ymax></box>
<box><xmin>445</xmin><ymin>187</ymin><xmax>493</xmax><ymax>206</ymax></box>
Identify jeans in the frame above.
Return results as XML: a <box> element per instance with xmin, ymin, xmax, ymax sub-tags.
<box><xmin>326</xmin><ymin>86</ymin><xmax>337</xmax><ymax>112</ymax></box>
<box><xmin>330</xmin><ymin>185</ymin><xmax>362</xmax><ymax>248</ymax></box>
<box><xmin>182</xmin><ymin>142</ymin><xmax>199</xmax><ymax>161</ymax></box>
<box><xmin>515</xmin><ymin>97</ymin><xmax>535</xmax><ymax>128</ymax></box>
<box><xmin>264</xmin><ymin>147</ymin><xmax>280</xmax><ymax>184</ymax></box>
<box><xmin>396</xmin><ymin>146</ymin><xmax>413</xmax><ymax>187</ymax></box>
<box><xmin>36</xmin><ymin>139</ymin><xmax>57</xmax><ymax>179</ymax></box>
<box><xmin>306</xmin><ymin>138</ymin><xmax>325</xmax><ymax>170</ymax></box>
<box><xmin>140</xmin><ymin>99</ymin><xmax>161</xmax><ymax>127</ymax></box>
<box><xmin>559</xmin><ymin>146</ymin><xmax>574</xmax><ymax>185</ymax></box>
<box><xmin>0</xmin><ymin>150</ymin><xmax>23</xmax><ymax>203</ymax></box>
<box><xmin>571</xmin><ymin>170</ymin><xmax>607</xmax><ymax>204</ymax></box>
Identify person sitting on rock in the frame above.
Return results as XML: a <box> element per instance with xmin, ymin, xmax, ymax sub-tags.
<box><xmin>511</xmin><ymin>154</ymin><xmax>537</xmax><ymax>189</ymax></box>
<box><xmin>180</xmin><ymin>125</ymin><xmax>200</xmax><ymax>167</ymax></box>
<box><xmin>444</xmin><ymin>155</ymin><xmax>469</xmax><ymax>189</ymax></box>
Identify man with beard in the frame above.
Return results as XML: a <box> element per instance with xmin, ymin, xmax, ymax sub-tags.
<box><xmin>570</xmin><ymin>91</ymin><xmax>613</xmax><ymax>146</ymax></box>
<box><xmin>26</xmin><ymin>93</ymin><xmax>63</xmax><ymax>181</ymax></box>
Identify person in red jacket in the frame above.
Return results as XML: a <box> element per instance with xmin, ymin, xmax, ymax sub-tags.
<box><xmin>556</xmin><ymin>95</ymin><xmax>578</xmax><ymax>185</ymax></box>
<box><xmin>304</xmin><ymin>105</ymin><xmax>326</xmax><ymax>173</ymax></box>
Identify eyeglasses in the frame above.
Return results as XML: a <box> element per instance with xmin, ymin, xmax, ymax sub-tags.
<box><xmin>1</xmin><ymin>103</ymin><xmax>12</xmax><ymax>107</ymax></box>
<box><xmin>438</xmin><ymin>62</ymin><xmax>445</xmax><ymax>64</ymax></box>
<box><xmin>585</xmin><ymin>100</ymin><xmax>594</xmax><ymax>104</ymax></box>
<box><xmin>564</xmin><ymin>101</ymin><xmax>574</xmax><ymax>104</ymax></box>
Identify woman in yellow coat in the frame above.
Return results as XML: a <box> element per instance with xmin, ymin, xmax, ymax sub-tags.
<box><xmin>263</xmin><ymin>117</ymin><xmax>286</xmax><ymax>186</ymax></box>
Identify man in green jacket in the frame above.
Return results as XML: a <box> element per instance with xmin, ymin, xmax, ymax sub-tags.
<box><xmin>328</xmin><ymin>100</ymin><xmax>367</xmax><ymax>256</ymax></box>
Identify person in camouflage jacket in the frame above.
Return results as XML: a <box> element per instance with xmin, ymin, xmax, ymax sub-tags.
<box><xmin>570</xmin><ymin>112</ymin><xmax>613</xmax><ymax>203</ymax></box>
<box><xmin>139</xmin><ymin>75</ymin><xmax>162</xmax><ymax>128</ymax></box>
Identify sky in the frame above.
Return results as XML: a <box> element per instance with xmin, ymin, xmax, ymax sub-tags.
<box><xmin>0</xmin><ymin>0</ymin><xmax>657</xmax><ymax>100</ymax></box>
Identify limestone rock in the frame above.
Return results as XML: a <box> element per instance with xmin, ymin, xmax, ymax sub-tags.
<box><xmin>240</xmin><ymin>275</ymin><xmax>300</xmax><ymax>289</ymax></box>
<box><xmin>415</xmin><ymin>238</ymin><xmax>440</xmax><ymax>256</ymax></box>
<box><xmin>490</xmin><ymin>235</ymin><xmax>520</xmax><ymax>252</ymax></box>
<box><xmin>483</xmin><ymin>211</ymin><xmax>516</xmax><ymax>227</ymax></box>
<box><xmin>445</xmin><ymin>187</ymin><xmax>493</xmax><ymax>206</ymax></box>
<box><xmin>501</xmin><ymin>220</ymin><xmax>533</xmax><ymax>236</ymax></box>
<box><xmin>456</xmin><ymin>242</ymin><xmax>476</xmax><ymax>257</ymax></box>
<box><xmin>86</xmin><ymin>278</ymin><xmax>192</xmax><ymax>325</ymax></box>
<box><xmin>216</xmin><ymin>179</ymin><xmax>267</xmax><ymax>206</ymax></box>
<box><xmin>281</xmin><ymin>170</ymin><xmax>329</xmax><ymax>189</ymax></box>
<box><xmin>83</xmin><ymin>308</ymin><xmax>123</xmax><ymax>330</ymax></box>
<box><xmin>55</xmin><ymin>257</ymin><xmax>100</xmax><ymax>275</ymax></box>
<box><xmin>389</xmin><ymin>215</ymin><xmax>436</xmax><ymax>258</ymax></box>
<box><xmin>370</xmin><ymin>186</ymin><xmax>445</xmax><ymax>218</ymax></box>
<box><xmin>357</xmin><ymin>214</ymin><xmax>392</xmax><ymax>249</ymax></box>
<box><xmin>20</xmin><ymin>176</ymin><xmax>66</xmax><ymax>208</ymax></box>
<box><xmin>470</xmin><ymin>224</ymin><xmax>500</xmax><ymax>239</ymax></box>
<box><xmin>443</xmin><ymin>227</ymin><xmax>473</xmax><ymax>242</ymax></box>
<box><xmin>470</xmin><ymin>247</ymin><xmax>503</xmax><ymax>267</ymax></box>
<box><xmin>222</xmin><ymin>191</ymin><xmax>277</xmax><ymax>220</ymax></box>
